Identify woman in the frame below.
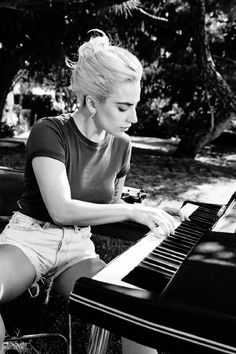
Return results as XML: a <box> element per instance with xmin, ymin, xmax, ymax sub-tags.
<box><xmin>0</xmin><ymin>30</ymin><xmax>185</xmax><ymax>354</ymax></box>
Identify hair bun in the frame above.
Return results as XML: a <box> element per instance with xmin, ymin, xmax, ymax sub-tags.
<box><xmin>79</xmin><ymin>29</ymin><xmax>110</xmax><ymax>59</ymax></box>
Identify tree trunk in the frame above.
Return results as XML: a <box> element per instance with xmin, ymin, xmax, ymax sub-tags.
<box><xmin>174</xmin><ymin>0</ymin><xmax>236</xmax><ymax>158</ymax></box>
<box><xmin>0</xmin><ymin>51</ymin><xmax>21</xmax><ymax>121</ymax></box>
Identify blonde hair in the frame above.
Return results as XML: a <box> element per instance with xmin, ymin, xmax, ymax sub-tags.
<box><xmin>66</xmin><ymin>29</ymin><xmax>143</xmax><ymax>104</ymax></box>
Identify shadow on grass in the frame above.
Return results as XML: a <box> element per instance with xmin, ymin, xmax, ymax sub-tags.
<box><xmin>127</xmin><ymin>151</ymin><xmax>236</xmax><ymax>206</ymax></box>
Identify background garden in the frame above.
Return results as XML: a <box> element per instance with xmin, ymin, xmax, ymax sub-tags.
<box><xmin>0</xmin><ymin>0</ymin><xmax>236</xmax><ymax>353</ymax></box>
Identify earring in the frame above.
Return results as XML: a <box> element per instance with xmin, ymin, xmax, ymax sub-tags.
<box><xmin>90</xmin><ymin>110</ymin><xmax>96</xmax><ymax>119</ymax></box>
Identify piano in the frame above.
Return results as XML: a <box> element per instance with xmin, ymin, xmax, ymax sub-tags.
<box><xmin>69</xmin><ymin>192</ymin><xmax>236</xmax><ymax>354</ymax></box>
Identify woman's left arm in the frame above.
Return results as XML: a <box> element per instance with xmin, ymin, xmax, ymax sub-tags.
<box><xmin>111</xmin><ymin>176</ymin><xmax>126</xmax><ymax>204</ymax></box>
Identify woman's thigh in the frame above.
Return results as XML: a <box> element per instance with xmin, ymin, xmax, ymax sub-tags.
<box><xmin>53</xmin><ymin>258</ymin><xmax>106</xmax><ymax>298</ymax></box>
<box><xmin>0</xmin><ymin>244</ymin><xmax>36</xmax><ymax>303</ymax></box>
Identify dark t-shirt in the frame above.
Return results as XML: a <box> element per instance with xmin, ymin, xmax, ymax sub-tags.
<box><xmin>19</xmin><ymin>114</ymin><xmax>132</xmax><ymax>222</ymax></box>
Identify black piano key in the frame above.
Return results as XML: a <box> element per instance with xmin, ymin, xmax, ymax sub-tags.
<box><xmin>192</xmin><ymin>213</ymin><xmax>216</xmax><ymax>223</ymax></box>
<box><xmin>193</xmin><ymin>208</ymin><xmax>216</xmax><ymax>217</ymax></box>
<box><xmin>167</xmin><ymin>234</ymin><xmax>194</xmax><ymax>247</ymax></box>
<box><xmin>158</xmin><ymin>245</ymin><xmax>186</xmax><ymax>259</ymax></box>
<box><xmin>172</xmin><ymin>228</ymin><xmax>197</xmax><ymax>240</ymax></box>
<box><xmin>151</xmin><ymin>250</ymin><xmax>183</xmax><ymax>265</ymax></box>
<box><xmin>178</xmin><ymin>220</ymin><xmax>205</xmax><ymax>231</ymax></box>
<box><xmin>152</xmin><ymin>247</ymin><xmax>185</xmax><ymax>262</ymax></box>
<box><xmin>161</xmin><ymin>239</ymin><xmax>188</xmax><ymax>254</ymax></box>
<box><xmin>177</xmin><ymin>222</ymin><xmax>205</xmax><ymax>234</ymax></box>
<box><xmin>146</xmin><ymin>253</ymin><xmax>181</xmax><ymax>270</ymax></box>
<box><xmin>195</xmin><ymin>206</ymin><xmax>219</xmax><ymax>215</ymax></box>
<box><xmin>143</xmin><ymin>256</ymin><xmax>177</xmax><ymax>272</ymax></box>
<box><xmin>189</xmin><ymin>215</ymin><xmax>213</xmax><ymax>226</ymax></box>
<box><xmin>173</xmin><ymin>232</ymin><xmax>197</xmax><ymax>244</ymax></box>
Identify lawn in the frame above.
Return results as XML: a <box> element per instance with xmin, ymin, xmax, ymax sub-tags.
<box><xmin>0</xmin><ymin>141</ymin><xmax>236</xmax><ymax>353</ymax></box>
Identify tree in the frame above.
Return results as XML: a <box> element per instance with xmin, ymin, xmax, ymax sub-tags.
<box><xmin>174</xmin><ymin>0</ymin><xmax>236</xmax><ymax>157</ymax></box>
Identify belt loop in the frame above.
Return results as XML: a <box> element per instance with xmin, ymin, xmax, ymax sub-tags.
<box><xmin>74</xmin><ymin>225</ymin><xmax>79</xmax><ymax>233</ymax></box>
<box><xmin>42</xmin><ymin>222</ymin><xmax>50</xmax><ymax>229</ymax></box>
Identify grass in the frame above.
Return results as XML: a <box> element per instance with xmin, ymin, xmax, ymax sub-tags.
<box><xmin>0</xmin><ymin>141</ymin><xmax>236</xmax><ymax>353</ymax></box>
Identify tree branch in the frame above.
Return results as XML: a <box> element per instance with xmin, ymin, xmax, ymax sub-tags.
<box><xmin>136</xmin><ymin>7</ymin><xmax>168</xmax><ymax>24</ymax></box>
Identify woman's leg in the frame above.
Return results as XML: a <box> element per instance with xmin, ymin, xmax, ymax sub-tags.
<box><xmin>54</xmin><ymin>258</ymin><xmax>157</xmax><ymax>354</ymax></box>
<box><xmin>53</xmin><ymin>258</ymin><xmax>106</xmax><ymax>298</ymax></box>
<box><xmin>0</xmin><ymin>244</ymin><xmax>36</xmax><ymax>354</ymax></box>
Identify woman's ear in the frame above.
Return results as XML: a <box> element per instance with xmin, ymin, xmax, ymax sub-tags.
<box><xmin>85</xmin><ymin>95</ymin><xmax>96</xmax><ymax>116</ymax></box>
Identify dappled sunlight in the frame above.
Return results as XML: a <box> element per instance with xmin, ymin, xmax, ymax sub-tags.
<box><xmin>178</xmin><ymin>179</ymin><xmax>235</xmax><ymax>205</ymax></box>
<box><xmin>127</xmin><ymin>152</ymin><xmax>236</xmax><ymax>206</ymax></box>
<box><xmin>189</xmin><ymin>241</ymin><xmax>236</xmax><ymax>267</ymax></box>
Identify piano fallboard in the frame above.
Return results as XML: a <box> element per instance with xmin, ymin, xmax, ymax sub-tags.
<box><xmin>71</xmin><ymin>277</ymin><xmax>236</xmax><ymax>354</ymax></box>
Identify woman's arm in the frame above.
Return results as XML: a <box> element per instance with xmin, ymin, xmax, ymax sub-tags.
<box><xmin>32</xmin><ymin>156</ymin><xmax>176</xmax><ymax>236</ymax></box>
<box><xmin>110</xmin><ymin>176</ymin><xmax>126</xmax><ymax>204</ymax></box>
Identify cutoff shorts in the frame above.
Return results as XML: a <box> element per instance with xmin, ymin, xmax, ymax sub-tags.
<box><xmin>0</xmin><ymin>211</ymin><xmax>99</xmax><ymax>299</ymax></box>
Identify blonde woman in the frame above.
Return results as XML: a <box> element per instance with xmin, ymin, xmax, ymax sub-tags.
<box><xmin>0</xmin><ymin>30</ymin><xmax>185</xmax><ymax>354</ymax></box>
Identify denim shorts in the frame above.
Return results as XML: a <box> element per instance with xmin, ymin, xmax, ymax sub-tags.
<box><xmin>0</xmin><ymin>211</ymin><xmax>98</xmax><ymax>300</ymax></box>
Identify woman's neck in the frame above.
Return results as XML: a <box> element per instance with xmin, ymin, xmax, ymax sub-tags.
<box><xmin>72</xmin><ymin>110</ymin><xmax>106</xmax><ymax>143</ymax></box>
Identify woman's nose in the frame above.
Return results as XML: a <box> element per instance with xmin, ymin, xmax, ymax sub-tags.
<box><xmin>128</xmin><ymin>109</ymin><xmax>138</xmax><ymax>124</ymax></box>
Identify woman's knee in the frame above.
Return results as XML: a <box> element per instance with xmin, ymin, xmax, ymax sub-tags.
<box><xmin>54</xmin><ymin>258</ymin><xmax>106</xmax><ymax>298</ymax></box>
<box><xmin>0</xmin><ymin>245</ymin><xmax>36</xmax><ymax>303</ymax></box>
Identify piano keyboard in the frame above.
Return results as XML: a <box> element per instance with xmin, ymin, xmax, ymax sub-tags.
<box><xmin>123</xmin><ymin>202</ymin><xmax>221</xmax><ymax>292</ymax></box>
<box><xmin>93</xmin><ymin>202</ymin><xmax>220</xmax><ymax>290</ymax></box>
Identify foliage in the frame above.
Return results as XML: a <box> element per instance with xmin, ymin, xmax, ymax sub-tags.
<box><xmin>0</xmin><ymin>0</ymin><xmax>236</xmax><ymax>140</ymax></box>
<box><xmin>131</xmin><ymin>0</ymin><xmax>236</xmax><ymax>138</ymax></box>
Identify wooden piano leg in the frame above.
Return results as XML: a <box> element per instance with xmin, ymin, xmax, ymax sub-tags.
<box><xmin>87</xmin><ymin>325</ymin><xmax>110</xmax><ymax>354</ymax></box>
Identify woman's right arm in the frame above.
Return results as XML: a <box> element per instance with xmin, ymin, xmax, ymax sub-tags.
<box><xmin>32</xmin><ymin>156</ymin><xmax>175</xmax><ymax>237</ymax></box>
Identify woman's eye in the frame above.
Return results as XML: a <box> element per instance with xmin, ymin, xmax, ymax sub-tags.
<box><xmin>118</xmin><ymin>106</ymin><xmax>128</xmax><ymax>112</ymax></box>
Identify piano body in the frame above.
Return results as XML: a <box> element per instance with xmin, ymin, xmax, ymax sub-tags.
<box><xmin>69</xmin><ymin>192</ymin><xmax>236</xmax><ymax>354</ymax></box>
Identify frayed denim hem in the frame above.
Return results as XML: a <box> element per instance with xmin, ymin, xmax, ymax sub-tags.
<box><xmin>27</xmin><ymin>275</ymin><xmax>54</xmax><ymax>305</ymax></box>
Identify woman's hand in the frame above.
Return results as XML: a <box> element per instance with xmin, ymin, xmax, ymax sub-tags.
<box><xmin>130</xmin><ymin>204</ymin><xmax>176</xmax><ymax>238</ymax></box>
<box><xmin>162</xmin><ymin>206</ymin><xmax>190</xmax><ymax>222</ymax></box>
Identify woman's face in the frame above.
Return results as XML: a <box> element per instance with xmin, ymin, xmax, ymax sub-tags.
<box><xmin>94</xmin><ymin>80</ymin><xmax>141</xmax><ymax>137</ymax></box>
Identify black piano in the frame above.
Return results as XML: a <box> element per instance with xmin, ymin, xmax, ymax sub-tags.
<box><xmin>69</xmin><ymin>192</ymin><xmax>236</xmax><ymax>354</ymax></box>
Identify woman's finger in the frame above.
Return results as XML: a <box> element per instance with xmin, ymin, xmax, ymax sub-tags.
<box><xmin>163</xmin><ymin>206</ymin><xmax>189</xmax><ymax>222</ymax></box>
<box><xmin>150</xmin><ymin>211</ymin><xmax>175</xmax><ymax>236</ymax></box>
<box><xmin>158</xmin><ymin>210</ymin><xmax>176</xmax><ymax>234</ymax></box>
<box><xmin>145</xmin><ymin>214</ymin><xmax>162</xmax><ymax>237</ymax></box>
<box><xmin>178</xmin><ymin>208</ymin><xmax>190</xmax><ymax>221</ymax></box>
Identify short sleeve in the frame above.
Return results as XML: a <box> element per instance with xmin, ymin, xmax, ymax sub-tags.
<box><xmin>116</xmin><ymin>137</ymin><xmax>132</xmax><ymax>179</ymax></box>
<box><xmin>27</xmin><ymin>118</ymin><xmax>66</xmax><ymax>164</ymax></box>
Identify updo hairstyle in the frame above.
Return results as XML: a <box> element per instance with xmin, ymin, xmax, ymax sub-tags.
<box><xmin>67</xmin><ymin>29</ymin><xmax>143</xmax><ymax>104</ymax></box>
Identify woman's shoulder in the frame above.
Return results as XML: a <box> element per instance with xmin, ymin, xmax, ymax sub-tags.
<box><xmin>28</xmin><ymin>114</ymin><xmax>72</xmax><ymax>146</ymax></box>
<box><xmin>114</xmin><ymin>132</ymin><xmax>131</xmax><ymax>144</ymax></box>
<box><xmin>30</xmin><ymin>114</ymin><xmax>72</xmax><ymax>139</ymax></box>
<box><xmin>111</xmin><ymin>133</ymin><xmax>131</xmax><ymax>154</ymax></box>
<box><xmin>33</xmin><ymin>114</ymin><xmax>71</xmax><ymax>129</ymax></box>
